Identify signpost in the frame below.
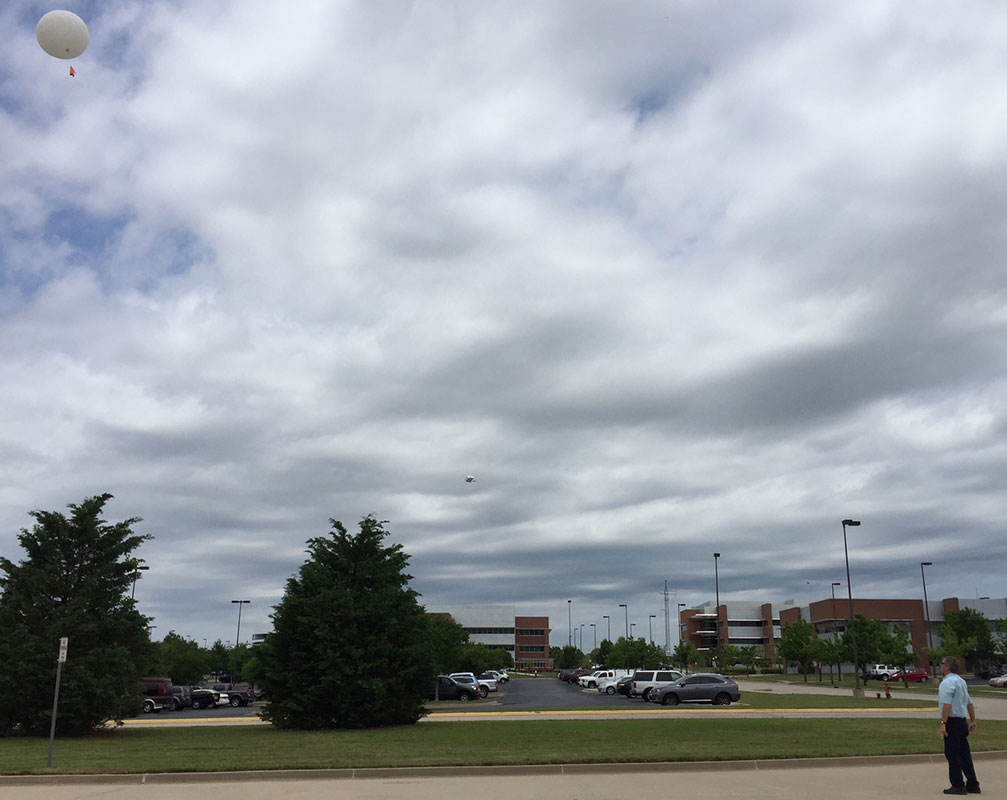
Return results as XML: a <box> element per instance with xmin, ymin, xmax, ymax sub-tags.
<box><xmin>47</xmin><ymin>637</ymin><xmax>67</xmax><ymax>766</ymax></box>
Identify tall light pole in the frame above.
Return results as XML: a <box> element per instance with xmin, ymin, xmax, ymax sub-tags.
<box><xmin>603</xmin><ymin>615</ymin><xmax>611</xmax><ymax>642</ymax></box>
<box><xmin>677</xmin><ymin>602</ymin><xmax>687</xmax><ymax>647</ymax></box>
<box><xmin>630</xmin><ymin>622</ymin><xmax>636</xmax><ymax>639</ymax></box>
<box><xmin>568</xmin><ymin>600</ymin><xmax>572</xmax><ymax>647</ymax></box>
<box><xmin>831</xmin><ymin>582</ymin><xmax>841</xmax><ymax>637</ymax></box>
<box><xmin>841</xmin><ymin>519</ymin><xmax>862</xmax><ymax>695</ymax></box>
<box><xmin>231</xmin><ymin>600</ymin><xmax>250</xmax><ymax>648</ymax></box>
<box><xmin>590</xmin><ymin>623</ymin><xmax>596</xmax><ymax>651</ymax></box>
<box><xmin>619</xmin><ymin>604</ymin><xmax>629</xmax><ymax>639</ymax></box>
<box><xmin>579</xmin><ymin>623</ymin><xmax>585</xmax><ymax>652</ymax></box>
<box><xmin>130</xmin><ymin>565</ymin><xmax>149</xmax><ymax>600</ymax></box>
<box><xmin>921</xmin><ymin>561</ymin><xmax>934</xmax><ymax>675</ymax></box>
<box><xmin>713</xmin><ymin>552</ymin><xmax>721</xmax><ymax>647</ymax></box>
<box><xmin>649</xmin><ymin>614</ymin><xmax>657</xmax><ymax>644</ymax></box>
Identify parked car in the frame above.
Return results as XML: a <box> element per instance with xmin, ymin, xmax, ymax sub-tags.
<box><xmin>141</xmin><ymin>677</ymin><xmax>175</xmax><ymax>713</ymax></box>
<box><xmin>424</xmin><ymin>675</ymin><xmax>481</xmax><ymax>702</ymax></box>
<box><xmin>615</xmin><ymin>674</ymin><xmax>636</xmax><ymax>697</ymax></box>
<box><xmin>631</xmin><ymin>669</ymin><xmax>684</xmax><ymax>700</ymax></box>
<box><xmin>190</xmin><ymin>687</ymin><xmax>221</xmax><ymax>709</ymax></box>
<box><xmin>865</xmin><ymin>664</ymin><xmax>899</xmax><ymax>681</ymax></box>
<box><xmin>199</xmin><ymin>682</ymin><xmax>232</xmax><ymax>706</ymax></box>
<box><xmin>448</xmin><ymin>674</ymin><xmax>489</xmax><ymax>698</ymax></box>
<box><xmin>170</xmin><ymin>685</ymin><xmax>194</xmax><ymax>710</ymax></box>
<box><xmin>989</xmin><ymin>674</ymin><xmax>1007</xmax><ymax>688</ymax></box>
<box><xmin>597</xmin><ymin>675</ymin><xmax>626</xmax><ymax>695</ymax></box>
<box><xmin>650</xmin><ymin>673</ymin><xmax>741</xmax><ymax>706</ymax></box>
<box><xmin>484</xmin><ymin>669</ymin><xmax>509</xmax><ymax>684</ymax></box>
<box><xmin>557</xmin><ymin>668</ymin><xmax>577</xmax><ymax>681</ymax></box>
<box><xmin>888</xmin><ymin>667</ymin><xmax>929</xmax><ymax>683</ymax></box>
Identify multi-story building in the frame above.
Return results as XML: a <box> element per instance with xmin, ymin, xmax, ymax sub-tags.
<box><xmin>432</xmin><ymin>605</ymin><xmax>553</xmax><ymax>670</ymax></box>
<box><xmin>681</xmin><ymin>596</ymin><xmax>1007</xmax><ymax>669</ymax></box>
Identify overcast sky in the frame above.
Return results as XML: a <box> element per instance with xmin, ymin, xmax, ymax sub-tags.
<box><xmin>2</xmin><ymin>1</ymin><xmax>1005</xmax><ymax>651</ymax></box>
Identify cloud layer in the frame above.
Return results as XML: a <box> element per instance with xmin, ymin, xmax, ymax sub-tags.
<box><xmin>1</xmin><ymin>1</ymin><xmax>1005</xmax><ymax>647</ymax></box>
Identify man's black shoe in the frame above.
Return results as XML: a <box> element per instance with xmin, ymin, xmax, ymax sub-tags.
<box><xmin>966</xmin><ymin>786</ymin><xmax>981</xmax><ymax>794</ymax></box>
<box><xmin>943</xmin><ymin>788</ymin><xmax>967</xmax><ymax>795</ymax></box>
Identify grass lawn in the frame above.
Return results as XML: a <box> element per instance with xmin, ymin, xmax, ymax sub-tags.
<box><xmin>3</xmin><ymin>718</ymin><xmax>1007</xmax><ymax>776</ymax></box>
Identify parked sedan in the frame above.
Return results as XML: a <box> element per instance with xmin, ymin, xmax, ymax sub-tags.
<box><xmin>424</xmin><ymin>676</ymin><xmax>481</xmax><ymax>702</ymax></box>
<box><xmin>614</xmin><ymin>675</ymin><xmax>635</xmax><ymax>697</ymax></box>
<box><xmin>989</xmin><ymin>674</ymin><xmax>1007</xmax><ymax>688</ymax></box>
<box><xmin>888</xmin><ymin>667</ymin><xmax>929</xmax><ymax>683</ymax></box>
<box><xmin>650</xmin><ymin>673</ymin><xmax>740</xmax><ymax>706</ymax></box>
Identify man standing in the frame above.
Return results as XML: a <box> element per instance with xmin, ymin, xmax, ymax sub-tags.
<box><xmin>938</xmin><ymin>655</ymin><xmax>980</xmax><ymax>794</ymax></box>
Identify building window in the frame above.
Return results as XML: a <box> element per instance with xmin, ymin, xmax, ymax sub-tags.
<box><xmin>465</xmin><ymin>627</ymin><xmax>515</xmax><ymax>635</ymax></box>
<box><xmin>519</xmin><ymin>645</ymin><xmax>545</xmax><ymax>652</ymax></box>
<box><xmin>517</xmin><ymin>629</ymin><xmax>545</xmax><ymax>636</ymax></box>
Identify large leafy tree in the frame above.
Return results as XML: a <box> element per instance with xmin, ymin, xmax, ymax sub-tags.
<box><xmin>0</xmin><ymin>494</ymin><xmax>151</xmax><ymax>736</ymax></box>
<box><xmin>257</xmin><ymin>516</ymin><xmax>433</xmax><ymax>729</ymax></box>
<box><xmin>777</xmin><ymin>618</ymin><xmax>816</xmax><ymax>680</ymax></box>
<box><xmin>942</xmin><ymin>608</ymin><xmax>996</xmax><ymax>664</ymax></box>
<box><xmin>424</xmin><ymin>613</ymin><xmax>469</xmax><ymax>675</ymax></box>
<box><xmin>146</xmin><ymin>631</ymin><xmax>209</xmax><ymax>686</ymax></box>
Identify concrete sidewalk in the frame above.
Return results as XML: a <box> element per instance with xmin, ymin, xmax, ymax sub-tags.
<box><xmin>3</xmin><ymin>755</ymin><xmax>1006</xmax><ymax>800</ymax></box>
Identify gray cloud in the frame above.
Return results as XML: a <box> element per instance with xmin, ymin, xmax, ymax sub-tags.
<box><xmin>1</xmin><ymin>1</ymin><xmax>1005</xmax><ymax>647</ymax></box>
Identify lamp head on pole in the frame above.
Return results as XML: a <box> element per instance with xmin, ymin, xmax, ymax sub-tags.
<box><xmin>841</xmin><ymin>519</ymin><xmax>860</xmax><ymax>527</ymax></box>
<box><xmin>921</xmin><ymin>561</ymin><xmax>932</xmax><ymax>567</ymax></box>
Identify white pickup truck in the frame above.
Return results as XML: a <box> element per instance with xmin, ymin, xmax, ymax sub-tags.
<box><xmin>578</xmin><ymin>669</ymin><xmax>632</xmax><ymax>689</ymax></box>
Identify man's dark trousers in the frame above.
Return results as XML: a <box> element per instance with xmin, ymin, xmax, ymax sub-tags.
<box><xmin>944</xmin><ymin>717</ymin><xmax>978</xmax><ymax>789</ymax></box>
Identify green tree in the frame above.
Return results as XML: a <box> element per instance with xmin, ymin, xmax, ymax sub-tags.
<box><xmin>0</xmin><ymin>494</ymin><xmax>152</xmax><ymax>736</ymax></box>
<box><xmin>882</xmin><ymin>626</ymin><xmax>914</xmax><ymax>681</ymax></box>
<box><xmin>607</xmin><ymin>637</ymin><xmax>665</xmax><ymax>670</ymax></box>
<box><xmin>942</xmin><ymin>609</ymin><xmax>996</xmax><ymax>667</ymax></box>
<box><xmin>777</xmin><ymin>618</ymin><xmax>815</xmax><ymax>681</ymax></box>
<box><xmin>710</xmin><ymin>644</ymin><xmax>740</xmax><ymax>672</ymax></box>
<box><xmin>147</xmin><ymin>632</ymin><xmax>209</xmax><ymax>685</ymax></box>
<box><xmin>208</xmin><ymin>640</ymin><xmax>230</xmax><ymax>679</ymax></box>
<box><xmin>737</xmin><ymin>646</ymin><xmax>760</xmax><ymax>675</ymax></box>
<box><xmin>840</xmin><ymin>615</ymin><xmax>889</xmax><ymax>681</ymax></box>
<box><xmin>595</xmin><ymin>638</ymin><xmax>613</xmax><ymax>666</ymax></box>
<box><xmin>671</xmin><ymin>641</ymin><xmax>699</xmax><ymax>670</ymax></box>
<box><xmin>257</xmin><ymin>516</ymin><xmax>432</xmax><ymax>729</ymax></box>
<box><xmin>424</xmin><ymin>614</ymin><xmax>469</xmax><ymax>675</ymax></box>
<box><xmin>228</xmin><ymin>643</ymin><xmax>256</xmax><ymax>683</ymax></box>
<box><xmin>553</xmin><ymin>645</ymin><xmax>581</xmax><ymax>670</ymax></box>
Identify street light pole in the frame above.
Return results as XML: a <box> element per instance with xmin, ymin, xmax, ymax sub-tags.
<box><xmin>649</xmin><ymin>614</ymin><xmax>657</xmax><ymax>644</ymax></box>
<box><xmin>677</xmin><ymin>602</ymin><xmax>686</xmax><ymax>648</ymax></box>
<box><xmin>921</xmin><ymin>561</ymin><xmax>934</xmax><ymax>676</ymax></box>
<box><xmin>619</xmin><ymin>604</ymin><xmax>629</xmax><ymax>639</ymax></box>
<box><xmin>131</xmin><ymin>565</ymin><xmax>149</xmax><ymax>600</ymax></box>
<box><xmin>568</xmin><ymin>600</ymin><xmax>572</xmax><ymax>647</ymax></box>
<box><xmin>603</xmin><ymin>615</ymin><xmax>611</xmax><ymax>642</ymax></box>
<box><xmin>590</xmin><ymin>623</ymin><xmax>596</xmax><ymax>651</ymax></box>
<box><xmin>841</xmin><ymin>519</ymin><xmax>862</xmax><ymax>695</ymax></box>
<box><xmin>630</xmin><ymin>622</ymin><xmax>636</xmax><ymax>639</ymax></box>
<box><xmin>714</xmin><ymin>552</ymin><xmax>721</xmax><ymax>647</ymax></box>
<box><xmin>579</xmin><ymin>623</ymin><xmax>584</xmax><ymax>652</ymax></box>
<box><xmin>831</xmin><ymin>582</ymin><xmax>841</xmax><ymax>637</ymax></box>
<box><xmin>231</xmin><ymin>600</ymin><xmax>250</xmax><ymax>648</ymax></box>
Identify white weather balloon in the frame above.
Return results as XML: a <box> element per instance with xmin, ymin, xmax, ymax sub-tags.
<box><xmin>36</xmin><ymin>10</ymin><xmax>89</xmax><ymax>60</ymax></box>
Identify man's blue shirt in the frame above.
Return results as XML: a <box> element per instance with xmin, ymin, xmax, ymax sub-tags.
<box><xmin>939</xmin><ymin>671</ymin><xmax>972</xmax><ymax>717</ymax></box>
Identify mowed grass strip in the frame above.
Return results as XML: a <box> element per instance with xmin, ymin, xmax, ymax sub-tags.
<box><xmin>3</xmin><ymin>718</ymin><xmax>1007</xmax><ymax>776</ymax></box>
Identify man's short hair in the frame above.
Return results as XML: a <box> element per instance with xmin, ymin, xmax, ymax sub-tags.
<box><xmin>942</xmin><ymin>656</ymin><xmax>960</xmax><ymax>672</ymax></box>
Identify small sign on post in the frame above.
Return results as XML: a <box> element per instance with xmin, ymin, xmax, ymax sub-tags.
<box><xmin>47</xmin><ymin>637</ymin><xmax>68</xmax><ymax>767</ymax></box>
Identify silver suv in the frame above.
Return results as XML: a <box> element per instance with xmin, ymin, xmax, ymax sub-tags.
<box><xmin>630</xmin><ymin>669</ymin><xmax>684</xmax><ymax>700</ymax></box>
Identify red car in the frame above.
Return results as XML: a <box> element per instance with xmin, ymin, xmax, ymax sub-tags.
<box><xmin>888</xmin><ymin>667</ymin><xmax>929</xmax><ymax>683</ymax></box>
